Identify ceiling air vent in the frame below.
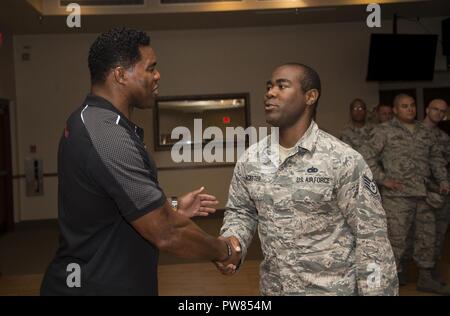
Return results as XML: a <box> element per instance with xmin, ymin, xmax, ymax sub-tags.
<box><xmin>60</xmin><ymin>0</ymin><xmax>144</xmax><ymax>6</ymax></box>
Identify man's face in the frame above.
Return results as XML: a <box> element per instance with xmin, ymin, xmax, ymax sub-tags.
<box><xmin>377</xmin><ymin>105</ymin><xmax>393</xmax><ymax>123</ymax></box>
<box><xmin>393</xmin><ymin>96</ymin><xmax>416</xmax><ymax>123</ymax></box>
<box><xmin>126</xmin><ymin>46</ymin><xmax>160</xmax><ymax>109</ymax></box>
<box><xmin>264</xmin><ymin>65</ymin><xmax>307</xmax><ymax>128</ymax></box>
<box><xmin>350</xmin><ymin>101</ymin><xmax>366</xmax><ymax>123</ymax></box>
<box><xmin>426</xmin><ymin>99</ymin><xmax>448</xmax><ymax>125</ymax></box>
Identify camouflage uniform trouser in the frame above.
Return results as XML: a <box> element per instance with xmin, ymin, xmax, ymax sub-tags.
<box><xmin>434</xmin><ymin>196</ymin><xmax>450</xmax><ymax>262</ymax></box>
<box><xmin>403</xmin><ymin>193</ymin><xmax>450</xmax><ymax>263</ymax></box>
<box><xmin>383</xmin><ymin>197</ymin><xmax>435</xmax><ymax>271</ymax></box>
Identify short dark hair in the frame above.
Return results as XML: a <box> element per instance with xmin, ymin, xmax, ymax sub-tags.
<box><xmin>393</xmin><ymin>93</ymin><xmax>415</xmax><ymax>107</ymax></box>
<box><xmin>281</xmin><ymin>62</ymin><xmax>322</xmax><ymax>104</ymax></box>
<box><xmin>88</xmin><ymin>27</ymin><xmax>151</xmax><ymax>85</ymax></box>
<box><xmin>426</xmin><ymin>98</ymin><xmax>448</xmax><ymax>109</ymax></box>
<box><xmin>376</xmin><ymin>103</ymin><xmax>392</xmax><ymax>111</ymax></box>
<box><xmin>349</xmin><ymin>98</ymin><xmax>366</xmax><ymax>111</ymax></box>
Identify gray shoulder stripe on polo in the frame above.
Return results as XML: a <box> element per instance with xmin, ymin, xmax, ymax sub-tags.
<box><xmin>80</xmin><ymin>104</ymin><xmax>89</xmax><ymax>124</ymax></box>
<box><xmin>83</xmin><ymin>107</ymin><xmax>161</xmax><ymax>210</ymax></box>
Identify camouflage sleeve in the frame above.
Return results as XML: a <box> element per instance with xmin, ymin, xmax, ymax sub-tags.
<box><xmin>429</xmin><ymin>135</ymin><xmax>448</xmax><ymax>186</ymax></box>
<box><xmin>442</xmin><ymin>133</ymin><xmax>450</xmax><ymax>165</ymax></box>
<box><xmin>359</xmin><ymin>126</ymin><xmax>386</xmax><ymax>185</ymax></box>
<box><xmin>339</xmin><ymin>129</ymin><xmax>352</xmax><ymax>146</ymax></box>
<box><xmin>340</xmin><ymin>128</ymin><xmax>353</xmax><ymax>148</ymax></box>
<box><xmin>437</xmin><ymin>130</ymin><xmax>450</xmax><ymax>166</ymax></box>
<box><xmin>337</xmin><ymin>154</ymin><xmax>399</xmax><ymax>296</ymax></box>
<box><xmin>220</xmin><ymin>162</ymin><xmax>258</xmax><ymax>264</ymax></box>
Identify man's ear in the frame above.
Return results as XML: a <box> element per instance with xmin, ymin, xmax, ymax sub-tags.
<box><xmin>305</xmin><ymin>89</ymin><xmax>319</xmax><ymax>106</ymax></box>
<box><xmin>112</xmin><ymin>66</ymin><xmax>127</xmax><ymax>85</ymax></box>
<box><xmin>425</xmin><ymin>107</ymin><xmax>430</xmax><ymax>117</ymax></box>
<box><xmin>393</xmin><ymin>105</ymin><xmax>398</xmax><ymax>115</ymax></box>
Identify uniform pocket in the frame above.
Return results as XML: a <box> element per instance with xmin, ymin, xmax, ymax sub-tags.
<box><xmin>290</xmin><ymin>186</ymin><xmax>338</xmax><ymax>249</ymax></box>
<box><xmin>291</xmin><ymin>186</ymin><xmax>334</xmax><ymax>209</ymax></box>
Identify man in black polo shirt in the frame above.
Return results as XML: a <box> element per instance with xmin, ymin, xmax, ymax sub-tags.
<box><xmin>40</xmin><ymin>28</ymin><xmax>239</xmax><ymax>296</ymax></box>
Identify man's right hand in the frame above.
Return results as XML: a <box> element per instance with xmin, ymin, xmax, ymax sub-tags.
<box><xmin>214</xmin><ymin>236</ymin><xmax>242</xmax><ymax>276</ymax></box>
<box><xmin>383</xmin><ymin>179</ymin><xmax>403</xmax><ymax>191</ymax></box>
<box><xmin>439</xmin><ymin>182</ymin><xmax>450</xmax><ymax>195</ymax></box>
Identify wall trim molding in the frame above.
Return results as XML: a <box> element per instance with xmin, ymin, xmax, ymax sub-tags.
<box><xmin>12</xmin><ymin>163</ymin><xmax>236</xmax><ymax>179</ymax></box>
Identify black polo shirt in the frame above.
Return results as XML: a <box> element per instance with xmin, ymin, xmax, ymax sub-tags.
<box><xmin>40</xmin><ymin>94</ymin><xmax>166</xmax><ymax>296</ymax></box>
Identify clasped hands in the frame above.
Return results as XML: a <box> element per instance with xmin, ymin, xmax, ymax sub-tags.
<box><xmin>174</xmin><ymin>187</ymin><xmax>242</xmax><ymax>275</ymax></box>
<box><xmin>214</xmin><ymin>236</ymin><xmax>242</xmax><ymax>276</ymax></box>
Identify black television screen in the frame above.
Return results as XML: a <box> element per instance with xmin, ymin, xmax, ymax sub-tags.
<box><xmin>367</xmin><ymin>34</ymin><xmax>438</xmax><ymax>81</ymax></box>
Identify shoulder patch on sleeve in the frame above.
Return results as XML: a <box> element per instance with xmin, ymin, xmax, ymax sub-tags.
<box><xmin>363</xmin><ymin>175</ymin><xmax>379</xmax><ymax>196</ymax></box>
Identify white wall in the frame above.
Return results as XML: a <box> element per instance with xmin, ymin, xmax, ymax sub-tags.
<box><xmin>12</xmin><ymin>34</ymin><xmax>91</xmax><ymax>221</ymax></box>
<box><xmin>11</xmin><ymin>17</ymin><xmax>449</xmax><ymax>220</ymax></box>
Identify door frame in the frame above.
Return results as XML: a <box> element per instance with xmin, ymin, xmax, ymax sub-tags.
<box><xmin>0</xmin><ymin>98</ymin><xmax>14</xmax><ymax>233</ymax></box>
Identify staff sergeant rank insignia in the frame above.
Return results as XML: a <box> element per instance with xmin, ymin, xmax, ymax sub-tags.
<box><xmin>363</xmin><ymin>175</ymin><xmax>378</xmax><ymax>195</ymax></box>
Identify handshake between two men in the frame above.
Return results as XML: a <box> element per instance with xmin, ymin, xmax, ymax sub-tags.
<box><xmin>177</xmin><ymin>186</ymin><xmax>243</xmax><ymax>275</ymax></box>
<box><xmin>131</xmin><ymin>186</ymin><xmax>243</xmax><ymax>276</ymax></box>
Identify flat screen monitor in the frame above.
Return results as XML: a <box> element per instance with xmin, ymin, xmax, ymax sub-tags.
<box><xmin>367</xmin><ymin>33</ymin><xmax>438</xmax><ymax>81</ymax></box>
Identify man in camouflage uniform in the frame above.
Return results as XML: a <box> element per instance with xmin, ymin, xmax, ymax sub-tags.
<box><xmin>340</xmin><ymin>98</ymin><xmax>374</xmax><ymax>153</ymax></box>
<box><xmin>423</xmin><ymin>99</ymin><xmax>450</xmax><ymax>285</ymax></box>
<box><xmin>360</xmin><ymin>94</ymin><xmax>450</xmax><ymax>294</ymax></box>
<box><xmin>375</xmin><ymin>104</ymin><xmax>393</xmax><ymax>124</ymax></box>
<box><xmin>217</xmin><ymin>63</ymin><xmax>398</xmax><ymax>296</ymax></box>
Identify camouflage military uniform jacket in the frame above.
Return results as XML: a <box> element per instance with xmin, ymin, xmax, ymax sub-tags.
<box><xmin>340</xmin><ymin>123</ymin><xmax>374</xmax><ymax>152</ymax></box>
<box><xmin>429</xmin><ymin>126</ymin><xmax>450</xmax><ymax>169</ymax></box>
<box><xmin>221</xmin><ymin>121</ymin><xmax>398</xmax><ymax>296</ymax></box>
<box><xmin>360</xmin><ymin>118</ymin><xmax>448</xmax><ymax>197</ymax></box>
<box><xmin>427</xmin><ymin>125</ymin><xmax>450</xmax><ymax>199</ymax></box>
